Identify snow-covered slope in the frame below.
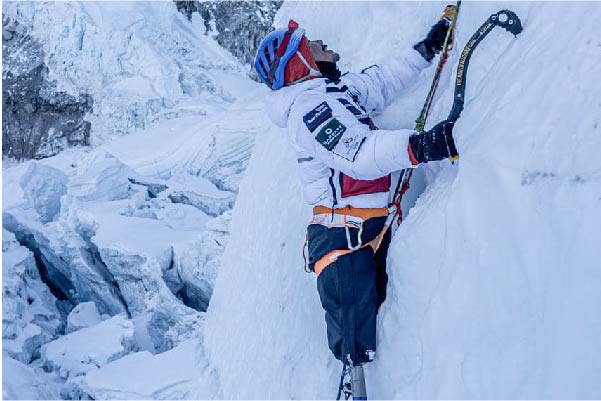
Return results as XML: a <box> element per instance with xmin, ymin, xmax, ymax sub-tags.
<box><xmin>3</xmin><ymin>1</ymin><xmax>271</xmax><ymax>398</ymax></box>
<box><xmin>4</xmin><ymin>1</ymin><xmax>601</xmax><ymax>399</ymax></box>
<box><xmin>204</xmin><ymin>2</ymin><xmax>601</xmax><ymax>399</ymax></box>
<box><xmin>2</xmin><ymin>94</ymin><xmax>267</xmax><ymax>397</ymax></box>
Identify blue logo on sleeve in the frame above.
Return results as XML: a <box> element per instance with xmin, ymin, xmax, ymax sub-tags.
<box><xmin>303</xmin><ymin>102</ymin><xmax>333</xmax><ymax>132</ymax></box>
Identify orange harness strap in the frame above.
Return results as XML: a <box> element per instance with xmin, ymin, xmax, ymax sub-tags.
<box><xmin>314</xmin><ymin>249</ymin><xmax>356</xmax><ymax>277</ymax></box>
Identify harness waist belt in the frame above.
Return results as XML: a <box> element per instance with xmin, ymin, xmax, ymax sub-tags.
<box><xmin>312</xmin><ymin>206</ymin><xmax>388</xmax><ymax>221</ymax></box>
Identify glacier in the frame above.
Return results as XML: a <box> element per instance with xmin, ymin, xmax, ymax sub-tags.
<box><xmin>3</xmin><ymin>1</ymin><xmax>601</xmax><ymax>399</ymax></box>
<box><xmin>3</xmin><ymin>1</ymin><xmax>267</xmax><ymax>398</ymax></box>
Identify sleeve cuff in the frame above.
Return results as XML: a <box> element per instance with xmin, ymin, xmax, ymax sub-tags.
<box><xmin>403</xmin><ymin>46</ymin><xmax>433</xmax><ymax>69</ymax></box>
<box><xmin>413</xmin><ymin>41</ymin><xmax>435</xmax><ymax>62</ymax></box>
<box><xmin>407</xmin><ymin>142</ymin><xmax>420</xmax><ymax>165</ymax></box>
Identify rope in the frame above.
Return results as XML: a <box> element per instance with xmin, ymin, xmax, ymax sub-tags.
<box><xmin>389</xmin><ymin>2</ymin><xmax>462</xmax><ymax>229</ymax></box>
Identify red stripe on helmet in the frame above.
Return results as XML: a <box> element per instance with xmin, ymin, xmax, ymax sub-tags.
<box><xmin>276</xmin><ymin>34</ymin><xmax>291</xmax><ymax>58</ymax></box>
<box><xmin>284</xmin><ymin>37</ymin><xmax>319</xmax><ymax>86</ymax></box>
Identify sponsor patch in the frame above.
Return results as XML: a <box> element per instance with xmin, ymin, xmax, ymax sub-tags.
<box><xmin>315</xmin><ymin>118</ymin><xmax>346</xmax><ymax>151</ymax></box>
<box><xmin>333</xmin><ymin>129</ymin><xmax>366</xmax><ymax>162</ymax></box>
<box><xmin>303</xmin><ymin>102</ymin><xmax>332</xmax><ymax>132</ymax></box>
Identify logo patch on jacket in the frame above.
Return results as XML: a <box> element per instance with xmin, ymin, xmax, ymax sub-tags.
<box><xmin>315</xmin><ymin>118</ymin><xmax>346</xmax><ymax>151</ymax></box>
<box><xmin>333</xmin><ymin>130</ymin><xmax>366</xmax><ymax>162</ymax></box>
<box><xmin>303</xmin><ymin>102</ymin><xmax>332</xmax><ymax>132</ymax></box>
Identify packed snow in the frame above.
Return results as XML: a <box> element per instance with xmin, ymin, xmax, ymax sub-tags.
<box><xmin>76</xmin><ymin>338</ymin><xmax>214</xmax><ymax>399</ymax></box>
<box><xmin>3</xmin><ymin>1</ymin><xmax>601</xmax><ymax>400</ymax></box>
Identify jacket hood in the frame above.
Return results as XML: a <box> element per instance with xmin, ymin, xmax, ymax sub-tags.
<box><xmin>265</xmin><ymin>79</ymin><xmax>325</xmax><ymax>129</ymax></box>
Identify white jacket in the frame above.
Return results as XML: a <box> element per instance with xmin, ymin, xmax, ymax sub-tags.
<box><xmin>266</xmin><ymin>47</ymin><xmax>430</xmax><ymax>209</ymax></box>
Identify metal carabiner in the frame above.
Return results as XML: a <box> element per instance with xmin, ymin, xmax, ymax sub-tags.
<box><xmin>345</xmin><ymin>222</ymin><xmax>363</xmax><ymax>251</ymax></box>
<box><xmin>302</xmin><ymin>234</ymin><xmax>311</xmax><ymax>273</ymax></box>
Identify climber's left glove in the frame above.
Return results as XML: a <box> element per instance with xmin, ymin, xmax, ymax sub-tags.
<box><xmin>414</xmin><ymin>5</ymin><xmax>457</xmax><ymax>62</ymax></box>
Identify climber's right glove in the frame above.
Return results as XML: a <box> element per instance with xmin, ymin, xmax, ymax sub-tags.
<box><xmin>408</xmin><ymin>121</ymin><xmax>458</xmax><ymax>164</ymax></box>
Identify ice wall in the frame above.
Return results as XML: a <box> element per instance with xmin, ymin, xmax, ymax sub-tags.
<box><xmin>204</xmin><ymin>2</ymin><xmax>601</xmax><ymax>398</ymax></box>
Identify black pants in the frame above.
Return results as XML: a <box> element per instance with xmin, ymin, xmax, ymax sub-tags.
<box><xmin>309</xmin><ymin>222</ymin><xmax>392</xmax><ymax>365</ymax></box>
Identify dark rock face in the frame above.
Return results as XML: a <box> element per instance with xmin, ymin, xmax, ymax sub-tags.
<box><xmin>174</xmin><ymin>1</ymin><xmax>281</xmax><ymax>65</ymax></box>
<box><xmin>3</xmin><ymin>16</ymin><xmax>92</xmax><ymax>160</ymax></box>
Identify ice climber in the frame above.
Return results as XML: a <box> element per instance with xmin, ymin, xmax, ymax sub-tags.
<box><xmin>254</xmin><ymin>11</ymin><xmax>458</xmax><ymax>368</ymax></box>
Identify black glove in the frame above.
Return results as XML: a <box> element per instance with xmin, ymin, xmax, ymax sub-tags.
<box><xmin>414</xmin><ymin>15</ymin><xmax>452</xmax><ymax>62</ymax></box>
<box><xmin>409</xmin><ymin>121</ymin><xmax>458</xmax><ymax>164</ymax></box>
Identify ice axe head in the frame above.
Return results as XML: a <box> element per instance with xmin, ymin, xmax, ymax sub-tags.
<box><xmin>491</xmin><ymin>10</ymin><xmax>523</xmax><ymax>36</ymax></box>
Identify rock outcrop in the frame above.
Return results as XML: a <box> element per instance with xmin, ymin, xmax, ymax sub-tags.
<box><xmin>175</xmin><ymin>1</ymin><xmax>282</xmax><ymax>65</ymax></box>
<box><xmin>2</xmin><ymin>16</ymin><xmax>92</xmax><ymax>160</ymax></box>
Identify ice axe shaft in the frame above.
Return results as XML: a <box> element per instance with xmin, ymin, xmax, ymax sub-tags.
<box><xmin>415</xmin><ymin>1</ymin><xmax>462</xmax><ymax>135</ymax></box>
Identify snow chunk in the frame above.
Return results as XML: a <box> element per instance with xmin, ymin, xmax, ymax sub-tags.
<box><xmin>3</xmin><ymin>229</ymin><xmax>63</xmax><ymax>363</ymax></box>
<box><xmin>2</xmin><ymin>351</ymin><xmax>62</xmax><ymax>400</ymax></box>
<box><xmin>3</xmin><ymin>209</ymin><xmax>129</xmax><ymax>316</ymax></box>
<box><xmin>74</xmin><ymin>339</ymin><xmax>214</xmax><ymax>399</ymax></box>
<box><xmin>176</xmin><ymin>212</ymin><xmax>232</xmax><ymax>311</ymax></box>
<box><xmin>168</xmin><ymin>190</ymin><xmax>233</xmax><ymax>217</ymax></box>
<box><xmin>3</xmin><ymin>324</ymin><xmax>44</xmax><ymax>364</ymax></box>
<box><xmin>41</xmin><ymin>314</ymin><xmax>134</xmax><ymax>379</ymax></box>
<box><xmin>89</xmin><ymin>212</ymin><xmax>205</xmax><ymax>351</ymax></box>
<box><xmin>128</xmin><ymin>177</ymin><xmax>168</xmax><ymax>198</ymax></box>
<box><xmin>2</xmin><ymin>228</ymin><xmax>15</xmax><ymax>248</ymax></box>
<box><xmin>68</xmin><ymin>152</ymin><xmax>135</xmax><ymax>202</ymax></box>
<box><xmin>66</xmin><ymin>302</ymin><xmax>108</xmax><ymax>334</ymax></box>
<box><xmin>165</xmin><ymin>172</ymin><xmax>235</xmax><ymax>217</ymax></box>
<box><xmin>20</xmin><ymin>163</ymin><xmax>68</xmax><ymax>223</ymax></box>
<box><xmin>2</xmin><ymin>228</ymin><xmax>27</xmax><ymax>263</ymax></box>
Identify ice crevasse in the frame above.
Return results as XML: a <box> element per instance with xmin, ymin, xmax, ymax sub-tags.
<box><xmin>203</xmin><ymin>2</ymin><xmax>601</xmax><ymax>399</ymax></box>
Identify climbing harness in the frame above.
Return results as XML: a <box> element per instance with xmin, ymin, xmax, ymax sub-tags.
<box><xmin>303</xmin><ymin>206</ymin><xmax>389</xmax><ymax>276</ymax></box>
